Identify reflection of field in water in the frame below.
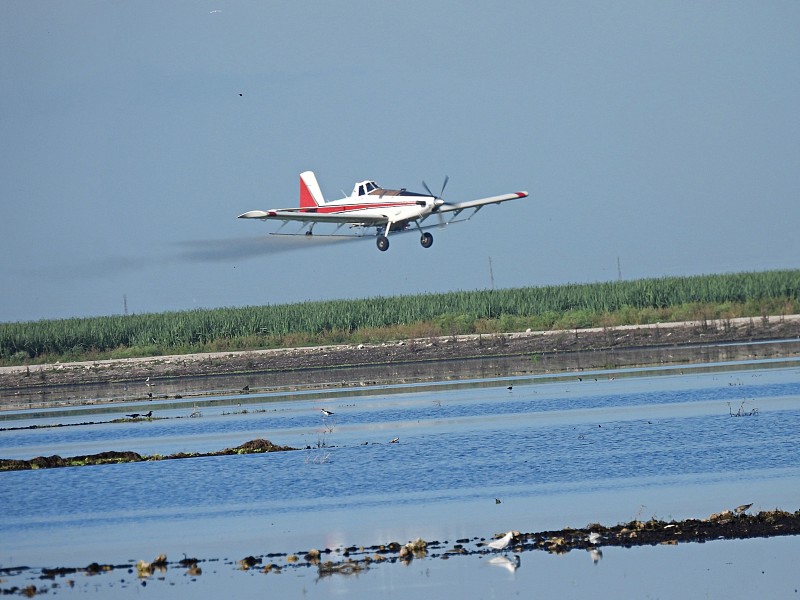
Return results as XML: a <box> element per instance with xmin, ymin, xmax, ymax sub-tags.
<box><xmin>1</xmin><ymin>356</ymin><xmax>800</xmax><ymax>598</ymax></box>
<box><xmin>7</xmin><ymin>338</ymin><xmax>800</xmax><ymax>411</ymax></box>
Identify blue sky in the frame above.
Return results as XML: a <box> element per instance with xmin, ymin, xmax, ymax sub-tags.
<box><xmin>2</xmin><ymin>2</ymin><xmax>799</xmax><ymax>323</ymax></box>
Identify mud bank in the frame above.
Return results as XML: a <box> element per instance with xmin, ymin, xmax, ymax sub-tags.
<box><xmin>0</xmin><ymin>438</ymin><xmax>294</xmax><ymax>472</ymax></box>
<box><xmin>2</xmin><ymin>315</ymin><xmax>800</xmax><ymax>400</ymax></box>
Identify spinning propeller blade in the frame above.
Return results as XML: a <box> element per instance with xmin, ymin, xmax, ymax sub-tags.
<box><xmin>422</xmin><ymin>176</ymin><xmax>449</xmax><ymax>226</ymax></box>
<box><xmin>421</xmin><ymin>176</ymin><xmax>449</xmax><ymax>201</ymax></box>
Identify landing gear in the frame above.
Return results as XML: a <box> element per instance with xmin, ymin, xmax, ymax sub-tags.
<box><xmin>375</xmin><ymin>229</ymin><xmax>432</xmax><ymax>251</ymax></box>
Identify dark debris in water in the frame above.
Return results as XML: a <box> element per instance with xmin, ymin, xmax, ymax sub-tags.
<box><xmin>0</xmin><ymin>438</ymin><xmax>296</xmax><ymax>471</ymax></box>
<box><xmin>515</xmin><ymin>508</ymin><xmax>800</xmax><ymax>553</ymax></box>
<box><xmin>4</xmin><ymin>508</ymin><xmax>798</xmax><ymax>595</ymax></box>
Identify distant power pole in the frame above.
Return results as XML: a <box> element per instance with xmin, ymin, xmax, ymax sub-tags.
<box><xmin>617</xmin><ymin>257</ymin><xmax>622</xmax><ymax>281</ymax></box>
<box><xmin>123</xmin><ymin>294</ymin><xmax>128</xmax><ymax>316</ymax></box>
<box><xmin>488</xmin><ymin>256</ymin><xmax>495</xmax><ymax>290</ymax></box>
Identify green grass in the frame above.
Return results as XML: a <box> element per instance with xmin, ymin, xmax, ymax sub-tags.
<box><xmin>2</xmin><ymin>269</ymin><xmax>799</xmax><ymax>365</ymax></box>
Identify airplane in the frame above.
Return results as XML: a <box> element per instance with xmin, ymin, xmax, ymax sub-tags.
<box><xmin>238</xmin><ymin>171</ymin><xmax>528</xmax><ymax>251</ymax></box>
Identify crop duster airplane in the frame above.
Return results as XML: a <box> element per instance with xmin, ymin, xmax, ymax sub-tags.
<box><xmin>238</xmin><ymin>171</ymin><xmax>528</xmax><ymax>251</ymax></box>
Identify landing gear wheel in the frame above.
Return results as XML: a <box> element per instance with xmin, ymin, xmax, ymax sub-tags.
<box><xmin>377</xmin><ymin>235</ymin><xmax>390</xmax><ymax>252</ymax></box>
<box><xmin>420</xmin><ymin>232</ymin><xmax>433</xmax><ymax>248</ymax></box>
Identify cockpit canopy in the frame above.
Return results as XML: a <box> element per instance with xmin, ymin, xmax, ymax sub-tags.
<box><xmin>354</xmin><ymin>180</ymin><xmax>380</xmax><ymax>196</ymax></box>
<box><xmin>351</xmin><ymin>179</ymin><xmax>426</xmax><ymax>198</ymax></box>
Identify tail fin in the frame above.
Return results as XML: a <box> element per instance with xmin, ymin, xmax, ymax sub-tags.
<box><xmin>300</xmin><ymin>171</ymin><xmax>325</xmax><ymax>208</ymax></box>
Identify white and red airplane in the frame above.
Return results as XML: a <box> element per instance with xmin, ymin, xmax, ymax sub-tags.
<box><xmin>238</xmin><ymin>171</ymin><xmax>528</xmax><ymax>251</ymax></box>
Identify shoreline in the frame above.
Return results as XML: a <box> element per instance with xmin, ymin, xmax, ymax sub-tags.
<box><xmin>2</xmin><ymin>315</ymin><xmax>800</xmax><ymax>398</ymax></box>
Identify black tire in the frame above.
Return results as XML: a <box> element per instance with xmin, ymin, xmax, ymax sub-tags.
<box><xmin>420</xmin><ymin>232</ymin><xmax>433</xmax><ymax>248</ymax></box>
<box><xmin>377</xmin><ymin>235</ymin><xmax>390</xmax><ymax>251</ymax></box>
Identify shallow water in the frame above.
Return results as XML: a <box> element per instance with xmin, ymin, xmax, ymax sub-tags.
<box><xmin>2</xmin><ymin>358</ymin><xmax>800</xmax><ymax>597</ymax></box>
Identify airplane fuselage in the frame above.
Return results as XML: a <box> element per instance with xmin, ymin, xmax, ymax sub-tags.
<box><xmin>295</xmin><ymin>183</ymin><xmax>438</xmax><ymax>225</ymax></box>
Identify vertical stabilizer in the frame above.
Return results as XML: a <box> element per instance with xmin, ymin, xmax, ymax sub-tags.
<box><xmin>300</xmin><ymin>171</ymin><xmax>325</xmax><ymax>208</ymax></box>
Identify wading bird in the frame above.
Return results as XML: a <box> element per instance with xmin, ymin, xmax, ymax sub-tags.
<box><xmin>487</xmin><ymin>530</ymin><xmax>520</xmax><ymax>551</ymax></box>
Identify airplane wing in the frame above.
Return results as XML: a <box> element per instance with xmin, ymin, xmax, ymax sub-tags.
<box><xmin>238</xmin><ymin>209</ymin><xmax>387</xmax><ymax>226</ymax></box>
<box><xmin>435</xmin><ymin>191</ymin><xmax>528</xmax><ymax>214</ymax></box>
<box><xmin>239</xmin><ymin>191</ymin><xmax>528</xmax><ymax>225</ymax></box>
<box><xmin>422</xmin><ymin>191</ymin><xmax>528</xmax><ymax>225</ymax></box>
<box><xmin>238</xmin><ymin>203</ymin><xmax>435</xmax><ymax>227</ymax></box>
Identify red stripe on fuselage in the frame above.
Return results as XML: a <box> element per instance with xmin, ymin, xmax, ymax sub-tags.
<box><xmin>299</xmin><ymin>201</ymin><xmax>418</xmax><ymax>214</ymax></box>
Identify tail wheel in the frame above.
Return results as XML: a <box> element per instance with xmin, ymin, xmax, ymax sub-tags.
<box><xmin>420</xmin><ymin>232</ymin><xmax>433</xmax><ymax>248</ymax></box>
<box><xmin>377</xmin><ymin>235</ymin><xmax>390</xmax><ymax>251</ymax></box>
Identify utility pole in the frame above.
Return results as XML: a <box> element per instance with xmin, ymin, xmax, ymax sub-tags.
<box><xmin>488</xmin><ymin>256</ymin><xmax>495</xmax><ymax>290</ymax></box>
<box><xmin>617</xmin><ymin>257</ymin><xmax>622</xmax><ymax>281</ymax></box>
<box><xmin>123</xmin><ymin>294</ymin><xmax>128</xmax><ymax>316</ymax></box>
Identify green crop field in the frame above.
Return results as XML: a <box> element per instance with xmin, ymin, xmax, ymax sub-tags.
<box><xmin>2</xmin><ymin>269</ymin><xmax>799</xmax><ymax>365</ymax></box>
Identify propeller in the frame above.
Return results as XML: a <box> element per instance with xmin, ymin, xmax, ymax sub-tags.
<box><xmin>422</xmin><ymin>176</ymin><xmax>449</xmax><ymax>226</ymax></box>
<box><xmin>422</xmin><ymin>175</ymin><xmax>449</xmax><ymax>200</ymax></box>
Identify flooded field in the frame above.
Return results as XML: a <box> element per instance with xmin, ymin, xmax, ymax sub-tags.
<box><xmin>2</xmin><ymin>353</ymin><xmax>800</xmax><ymax>598</ymax></box>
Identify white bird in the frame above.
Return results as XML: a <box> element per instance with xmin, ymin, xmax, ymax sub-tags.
<box><xmin>588</xmin><ymin>531</ymin><xmax>602</xmax><ymax>545</ymax></box>
<box><xmin>487</xmin><ymin>530</ymin><xmax>519</xmax><ymax>550</ymax></box>
<box><xmin>320</xmin><ymin>408</ymin><xmax>334</xmax><ymax>417</ymax></box>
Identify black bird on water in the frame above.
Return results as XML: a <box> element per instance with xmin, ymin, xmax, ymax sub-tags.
<box><xmin>320</xmin><ymin>408</ymin><xmax>334</xmax><ymax>417</ymax></box>
<box><xmin>127</xmin><ymin>411</ymin><xmax>152</xmax><ymax>419</ymax></box>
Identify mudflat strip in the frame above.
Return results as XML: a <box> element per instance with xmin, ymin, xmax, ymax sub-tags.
<box><xmin>3</xmin><ymin>315</ymin><xmax>800</xmax><ymax>393</ymax></box>
<box><xmin>0</xmin><ymin>438</ymin><xmax>295</xmax><ymax>472</ymax></box>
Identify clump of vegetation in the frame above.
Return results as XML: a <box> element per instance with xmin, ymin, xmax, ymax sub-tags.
<box><xmin>728</xmin><ymin>400</ymin><xmax>759</xmax><ymax>417</ymax></box>
<box><xmin>2</xmin><ymin>269</ymin><xmax>799</xmax><ymax>366</ymax></box>
<box><xmin>0</xmin><ymin>438</ymin><xmax>295</xmax><ymax>471</ymax></box>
